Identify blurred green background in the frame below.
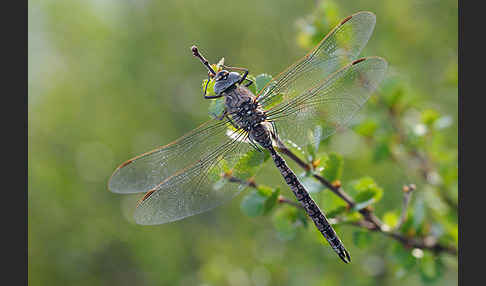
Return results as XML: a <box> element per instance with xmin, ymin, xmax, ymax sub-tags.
<box><xmin>28</xmin><ymin>0</ymin><xmax>457</xmax><ymax>285</ymax></box>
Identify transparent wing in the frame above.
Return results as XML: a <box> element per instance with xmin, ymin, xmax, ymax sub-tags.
<box><xmin>266</xmin><ymin>57</ymin><xmax>388</xmax><ymax>147</ymax></box>
<box><xmin>108</xmin><ymin>117</ymin><xmax>266</xmax><ymax>225</ymax></box>
<box><xmin>109</xmin><ymin>119</ymin><xmax>244</xmax><ymax>194</ymax></box>
<box><xmin>256</xmin><ymin>11</ymin><xmax>376</xmax><ymax>110</ymax></box>
<box><xmin>134</xmin><ymin>133</ymin><xmax>264</xmax><ymax>225</ymax></box>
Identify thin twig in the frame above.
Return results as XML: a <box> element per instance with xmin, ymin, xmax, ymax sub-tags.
<box><xmin>395</xmin><ymin>184</ymin><xmax>416</xmax><ymax>230</ymax></box>
<box><xmin>225</xmin><ymin>135</ymin><xmax>456</xmax><ymax>255</ymax></box>
<box><xmin>273</xmin><ymin>140</ymin><xmax>456</xmax><ymax>255</ymax></box>
<box><xmin>278</xmin><ymin>195</ymin><xmax>304</xmax><ymax>209</ymax></box>
<box><xmin>276</xmin><ymin>142</ymin><xmax>383</xmax><ymax>230</ymax></box>
<box><xmin>228</xmin><ymin>172</ymin><xmax>456</xmax><ymax>255</ymax></box>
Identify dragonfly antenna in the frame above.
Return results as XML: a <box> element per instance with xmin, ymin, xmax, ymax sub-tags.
<box><xmin>191</xmin><ymin>45</ymin><xmax>216</xmax><ymax>76</ymax></box>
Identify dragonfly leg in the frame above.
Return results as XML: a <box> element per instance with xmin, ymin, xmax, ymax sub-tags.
<box><xmin>203</xmin><ymin>73</ymin><xmax>223</xmax><ymax>99</ymax></box>
<box><xmin>205</xmin><ymin>94</ymin><xmax>223</xmax><ymax>99</ymax></box>
<box><xmin>244</xmin><ymin>78</ymin><xmax>253</xmax><ymax>87</ymax></box>
<box><xmin>217</xmin><ymin>109</ymin><xmax>228</xmax><ymax>121</ymax></box>
<box><xmin>203</xmin><ymin>74</ymin><xmax>210</xmax><ymax>96</ymax></box>
<box><xmin>239</xmin><ymin>69</ymin><xmax>249</xmax><ymax>84</ymax></box>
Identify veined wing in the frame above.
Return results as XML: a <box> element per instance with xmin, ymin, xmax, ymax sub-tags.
<box><xmin>256</xmin><ymin>11</ymin><xmax>376</xmax><ymax>109</ymax></box>
<box><xmin>109</xmin><ymin>117</ymin><xmax>263</xmax><ymax>225</ymax></box>
<box><xmin>109</xmin><ymin>119</ymin><xmax>243</xmax><ymax>194</ymax></box>
<box><xmin>134</xmin><ymin>131</ymin><xmax>261</xmax><ymax>225</ymax></box>
<box><xmin>266</xmin><ymin>57</ymin><xmax>387</xmax><ymax>148</ymax></box>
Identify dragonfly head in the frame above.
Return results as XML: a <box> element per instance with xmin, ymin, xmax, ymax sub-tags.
<box><xmin>214</xmin><ymin>70</ymin><xmax>241</xmax><ymax>95</ymax></box>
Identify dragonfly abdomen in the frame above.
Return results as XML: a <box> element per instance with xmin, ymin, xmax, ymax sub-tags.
<box><xmin>249</xmin><ymin>123</ymin><xmax>273</xmax><ymax>149</ymax></box>
<box><xmin>268</xmin><ymin>146</ymin><xmax>351</xmax><ymax>263</ymax></box>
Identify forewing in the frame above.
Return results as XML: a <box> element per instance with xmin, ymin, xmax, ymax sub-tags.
<box><xmin>267</xmin><ymin>57</ymin><xmax>388</xmax><ymax>148</ymax></box>
<box><xmin>256</xmin><ymin>11</ymin><xmax>376</xmax><ymax>109</ymax></box>
<box><xmin>134</xmin><ymin>131</ymin><xmax>266</xmax><ymax>225</ymax></box>
<box><xmin>109</xmin><ymin>119</ymin><xmax>238</xmax><ymax>194</ymax></box>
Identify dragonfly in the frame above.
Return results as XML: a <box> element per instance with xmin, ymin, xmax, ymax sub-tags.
<box><xmin>108</xmin><ymin>11</ymin><xmax>387</xmax><ymax>263</ymax></box>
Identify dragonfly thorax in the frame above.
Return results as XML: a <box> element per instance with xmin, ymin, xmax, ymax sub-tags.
<box><xmin>224</xmin><ymin>86</ymin><xmax>266</xmax><ymax>131</ymax></box>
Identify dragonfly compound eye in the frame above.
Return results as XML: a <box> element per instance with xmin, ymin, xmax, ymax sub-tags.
<box><xmin>214</xmin><ymin>71</ymin><xmax>242</xmax><ymax>94</ymax></box>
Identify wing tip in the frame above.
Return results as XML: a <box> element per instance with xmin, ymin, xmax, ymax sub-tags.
<box><xmin>341</xmin><ymin>11</ymin><xmax>376</xmax><ymax>25</ymax></box>
<box><xmin>353</xmin><ymin>10</ymin><xmax>376</xmax><ymax>19</ymax></box>
<box><xmin>351</xmin><ymin>56</ymin><xmax>388</xmax><ymax>67</ymax></box>
<box><xmin>352</xmin><ymin>58</ymin><xmax>366</xmax><ymax>65</ymax></box>
<box><xmin>107</xmin><ymin>158</ymin><xmax>134</xmax><ymax>192</ymax></box>
<box><xmin>341</xmin><ymin>248</ymin><xmax>352</xmax><ymax>264</ymax></box>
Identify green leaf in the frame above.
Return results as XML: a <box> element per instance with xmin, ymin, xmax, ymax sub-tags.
<box><xmin>256</xmin><ymin>184</ymin><xmax>273</xmax><ymax>197</ymax></box>
<box><xmin>353</xmin><ymin>197</ymin><xmax>376</xmax><ymax>211</ymax></box>
<box><xmin>353</xmin><ymin>177</ymin><xmax>383</xmax><ymax>199</ymax></box>
<box><xmin>233</xmin><ymin>149</ymin><xmax>270</xmax><ymax>180</ymax></box>
<box><xmin>296</xmin><ymin>207</ymin><xmax>308</xmax><ymax>227</ymax></box>
<box><xmin>421</xmin><ymin>109</ymin><xmax>440</xmax><ymax>126</ymax></box>
<box><xmin>240</xmin><ymin>185</ymin><xmax>280</xmax><ymax>217</ymax></box>
<box><xmin>296</xmin><ymin>0</ymin><xmax>340</xmax><ymax>49</ymax></box>
<box><xmin>207</xmin><ymin>158</ymin><xmax>230</xmax><ymax>182</ymax></box>
<box><xmin>352</xmin><ymin>230</ymin><xmax>372</xmax><ymax>248</ymax></box>
<box><xmin>272</xmin><ymin>206</ymin><xmax>299</xmax><ymax>240</ymax></box>
<box><xmin>325</xmin><ymin>205</ymin><xmax>347</xmax><ymax>219</ymax></box>
<box><xmin>352</xmin><ymin>177</ymin><xmax>384</xmax><ymax>210</ymax></box>
<box><xmin>240</xmin><ymin>190</ymin><xmax>267</xmax><ymax>217</ymax></box>
<box><xmin>263</xmin><ymin>188</ymin><xmax>280</xmax><ymax>214</ymax></box>
<box><xmin>419</xmin><ymin>253</ymin><xmax>444</xmax><ymax>283</ymax></box>
<box><xmin>204</xmin><ymin>71</ymin><xmax>234</xmax><ymax>118</ymax></box>
<box><xmin>320</xmin><ymin>152</ymin><xmax>343</xmax><ymax>182</ymax></box>
<box><xmin>391</xmin><ymin>243</ymin><xmax>416</xmax><ymax>270</ymax></box>
<box><xmin>299</xmin><ymin>176</ymin><xmax>323</xmax><ymax>194</ymax></box>
<box><xmin>255</xmin><ymin>73</ymin><xmax>273</xmax><ymax>94</ymax></box>
<box><xmin>245</xmin><ymin>74</ymin><xmax>257</xmax><ymax>95</ymax></box>
<box><xmin>380</xmin><ymin>76</ymin><xmax>405</xmax><ymax>109</ymax></box>
<box><xmin>398</xmin><ymin>215</ymin><xmax>415</xmax><ymax>234</ymax></box>
<box><xmin>373</xmin><ymin>139</ymin><xmax>391</xmax><ymax>163</ymax></box>
<box><xmin>383</xmin><ymin>211</ymin><xmax>400</xmax><ymax>229</ymax></box>
<box><xmin>343</xmin><ymin>211</ymin><xmax>362</xmax><ymax>222</ymax></box>
<box><xmin>208</xmin><ymin>97</ymin><xmax>225</xmax><ymax>119</ymax></box>
<box><xmin>354</xmin><ymin>119</ymin><xmax>378</xmax><ymax>138</ymax></box>
<box><xmin>202</xmin><ymin>78</ymin><xmax>216</xmax><ymax>96</ymax></box>
<box><xmin>262</xmin><ymin>93</ymin><xmax>284</xmax><ymax>110</ymax></box>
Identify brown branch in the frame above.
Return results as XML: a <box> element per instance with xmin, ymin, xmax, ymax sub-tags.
<box><xmin>272</xmin><ymin>140</ymin><xmax>456</xmax><ymax>256</ymax></box>
<box><xmin>395</xmin><ymin>184</ymin><xmax>416</xmax><ymax>230</ymax></box>
<box><xmin>228</xmin><ymin>171</ymin><xmax>456</xmax><ymax>255</ymax></box>
<box><xmin>278</xmin><ymin>195</ymin><xmax>304</xmax><ymax>209</ymax></box>
<box><xmin>276</xmin><ymin>143</ymin><xmax>383</xmax><ymax>230</ymax></box>
<box><xmin>225</xmin><ymin>130</ymin><xmax>457</xmax><ymax>255</ymax></box>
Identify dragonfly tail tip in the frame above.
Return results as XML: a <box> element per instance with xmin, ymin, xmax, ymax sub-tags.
<box><xmin>337</xmin><ymin>247</ymin><xmax>351</xmax><ymax>264</ymax></box>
